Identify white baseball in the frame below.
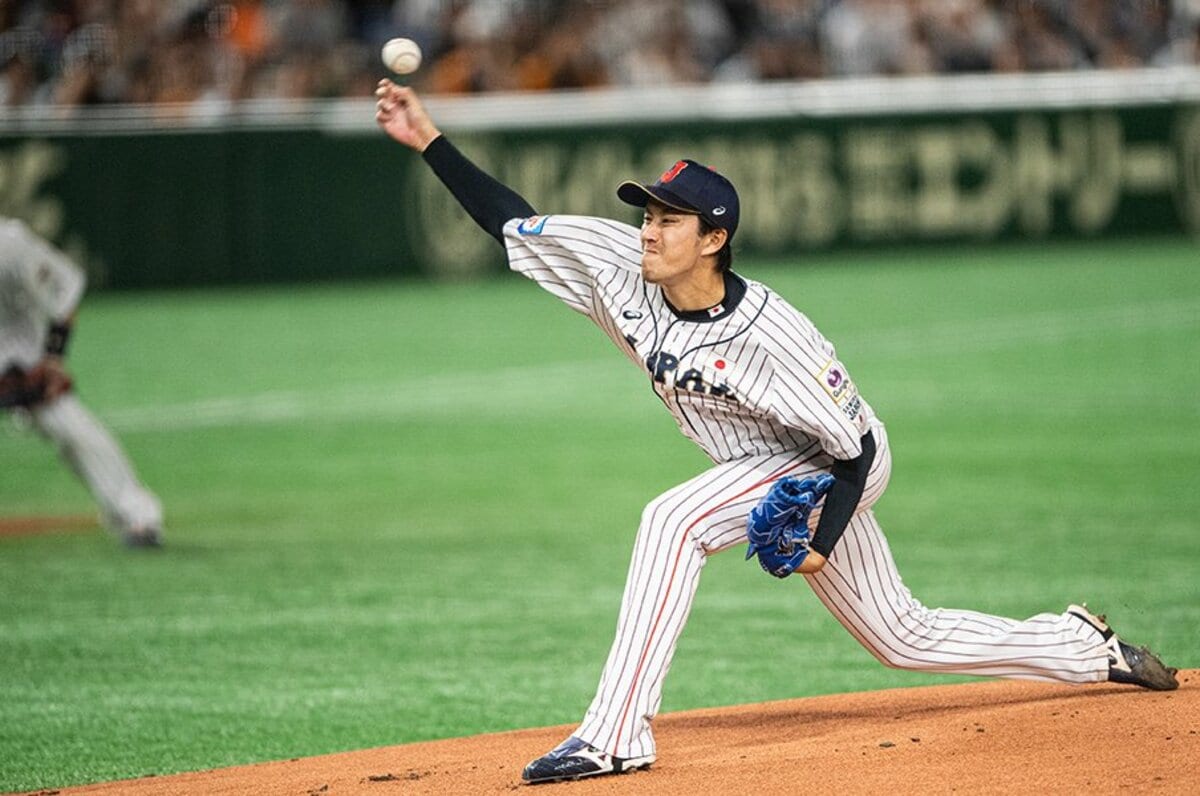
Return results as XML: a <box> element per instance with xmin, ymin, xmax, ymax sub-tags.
<box><xmin>382</xmin><ymin>37</ymin><xmax>422</xmax><ymax>75</ymax></box>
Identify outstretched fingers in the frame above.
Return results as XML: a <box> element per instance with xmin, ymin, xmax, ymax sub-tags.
<box><xmin>374</xmin><ymin>79</ymin><xmax>403</xmax><ymax>119</ymax></box>
<box><xmin>374</xmin><ymin>82</ymin><xmax>439</xmax><ymax>151</ymax></box>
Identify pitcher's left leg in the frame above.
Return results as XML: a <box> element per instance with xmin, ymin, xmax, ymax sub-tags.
<box><xmin>571</xmin><ymin>453</ymin><xmax>801</xmax><ymax>761</ymax></box>
<box><xmin>525</xmin><ymin>445</ymin><xmax>830</xmax><ymax>785</ymax></box>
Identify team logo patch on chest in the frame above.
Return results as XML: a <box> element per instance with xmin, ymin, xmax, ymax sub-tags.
<box><xmin>646</xmin><ymin>350</ymin><xmax>737</xmax><ymax>401</ymax></box>
<box><xmin>704</xmin><ymin>353</ymin><xmax>734</xmax><ymax>378</ymax></box>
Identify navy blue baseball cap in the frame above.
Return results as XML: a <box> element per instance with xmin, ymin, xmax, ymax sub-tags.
<box><xmin>617</xmin><ymin>159</ymin><xmax>740</xmax><ymax>240</ymax></box>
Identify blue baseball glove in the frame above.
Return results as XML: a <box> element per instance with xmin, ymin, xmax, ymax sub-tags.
<box><xmin>745</xmin><ymin>474</ymin><xmax>835</xmax><ymax>579</ymax></box>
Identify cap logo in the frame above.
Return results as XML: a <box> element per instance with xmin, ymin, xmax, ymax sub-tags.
<box><xmin>712</xmin><ymin>206</ymin><xmax>726</xmax><ymax>216</ymax></box>
<box><xmin>659</xmin><ymin>161</ymin><xmax>688</xmax><ymax>184</ymax></box>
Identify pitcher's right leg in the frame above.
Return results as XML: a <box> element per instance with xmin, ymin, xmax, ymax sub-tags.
<box><xmin>805</xmin><ymin>510</ymin><xmax>1110</xmax><ymax>683</ymax></box>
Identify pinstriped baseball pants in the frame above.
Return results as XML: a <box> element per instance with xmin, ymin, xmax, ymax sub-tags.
<box><xmin>574</xmin><ymin>423</ymin><xmax>1109</xmax><ymax>760</ymax></box>
<box><xmin>30</xmin><ymin>393</ymin><xmax>163</xmax><ymax>534</ymax></box>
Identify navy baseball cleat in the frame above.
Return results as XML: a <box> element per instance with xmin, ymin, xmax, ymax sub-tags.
<box><xmin>1068</xmin><ymin>604</ymin><xmax>1178</xmax><ymax>691</ymax></box>
<box><xmin>521</xmin><ymin>736</ymin><xmax>654</xmax><ymax>784</ymax></box>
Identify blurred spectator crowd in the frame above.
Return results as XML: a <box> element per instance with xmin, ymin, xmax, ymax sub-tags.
<box><xmin>2</xmin><ymin>0</ymin><xmax>1199</xmax><ymax>109</ymax></box>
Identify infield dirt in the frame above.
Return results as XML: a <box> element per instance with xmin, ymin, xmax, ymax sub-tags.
<box><xmin>38</xmin><ymin>671</ymin><xmax>1199</xmax><ymax>795</ymax></box>
<box><xmin>0</xmin><ymin>515</ymin><xmax>95</xmax><ymax>538</ymax></box>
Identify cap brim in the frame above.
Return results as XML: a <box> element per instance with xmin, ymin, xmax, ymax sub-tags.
<box><xmin>616</xmin><ymin>181</ymin><xmax>699</xmax><ymax>215</ymax></box>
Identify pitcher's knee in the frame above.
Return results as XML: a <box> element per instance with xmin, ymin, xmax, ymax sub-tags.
<box><xmin>855</xmin><ymin>607</ymin><xmax>945</xmax><ymax>671</ymax></box>
<box><xmin>868</xmin><ymin>644</ymin><xmax>921</xmax><ymax>671</ymax></box>
<box><xmin>638</xmin><ymin>494</ymin><xmax>702</xmax><ymax>550</ymax></box>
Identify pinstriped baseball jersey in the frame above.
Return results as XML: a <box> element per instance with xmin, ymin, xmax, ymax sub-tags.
<box><xmin>0</xmin><ymin>217</ymin><xmax>85</xmax><ymax>369</ymax></box>
<box><xmin>503</xmin><ymin>214</ymin><xmax>876</xmax><ymax>463</ymax></box>
<box><xmin>501</xmin><ymin>210</ymin><xmax>1112</xmax><ymax>764</ymax></box>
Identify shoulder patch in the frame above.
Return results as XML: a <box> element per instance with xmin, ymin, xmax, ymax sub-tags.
<box><xmin>818</xmin><ymin>359</ymin><xmax>868</xmax><ymax>433</ymax></box>
<box><xmin>517</xmin><ymin>215</ymin><xmax>550</xmax><ymax>236</ymax></box>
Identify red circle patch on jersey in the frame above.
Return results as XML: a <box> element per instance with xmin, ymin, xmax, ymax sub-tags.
<box><xmin>715</xmin><ymin>360</ymin><xmax>726</xmax><ymax>369</ymax></box>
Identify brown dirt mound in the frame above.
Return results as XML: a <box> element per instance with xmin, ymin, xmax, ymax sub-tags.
<box><xmin>43</xmin><ymin>671</ymin><xmax>1199</xmax><ymax>796</ymax></box>
<box><xmin>0</xmin><ymin>514</ymin><xmax>95</xmax><ymax>538</ymax></box>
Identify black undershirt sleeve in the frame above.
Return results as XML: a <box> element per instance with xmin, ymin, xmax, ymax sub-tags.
<box><xmin>809</xmin><ymin>430</ymin><xmax>876</xmax><ymax>558</ymax></box>
<box><xmin>420</xmin><ymin>134</ymin><xmax>536</xmax><ymax>245</ymax></box>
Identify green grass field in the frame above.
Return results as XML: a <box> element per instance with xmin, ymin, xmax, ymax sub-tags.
<box><xmin>1</xmin><ymin>238</ymin><xmax>1197</xmax><ymax>793</ymax></box>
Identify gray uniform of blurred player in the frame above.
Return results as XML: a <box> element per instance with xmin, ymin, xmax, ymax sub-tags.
<box><xmin>1</xmin><ymin>216</ymin><xmax>163</xmax><ymax>545</ymax></box>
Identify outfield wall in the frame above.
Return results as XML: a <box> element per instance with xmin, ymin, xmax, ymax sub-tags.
<box><xmin>1</xmin><ymin>68</ymin><xmax>1198</xmax><ymax>288</ymax></box>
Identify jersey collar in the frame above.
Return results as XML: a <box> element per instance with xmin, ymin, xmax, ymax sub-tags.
<box><xmin>662</xmin><ymin>271</ymin><xmax>747</xmax><ymax>323</ymax></box>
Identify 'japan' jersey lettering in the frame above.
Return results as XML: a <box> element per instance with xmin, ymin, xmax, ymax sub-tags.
<box><xmin>503</xmin><ymin>214</ymin><xmax>877</xmax><ymax>464</ymax></box>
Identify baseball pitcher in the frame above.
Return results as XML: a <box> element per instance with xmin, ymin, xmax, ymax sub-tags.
<box><xmin>375</xmin><ymin>81</ymin><xmax>1178</xmax><ymax>785</ymax></box>
<box><xmin>1</xmin><ymin>216</ymin><xmax>163</xmax><ymax>546</ymax></box>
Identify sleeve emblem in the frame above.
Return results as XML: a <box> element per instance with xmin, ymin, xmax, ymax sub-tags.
<box><xmin>517</xmin><ymin>215</ymin><xmax>549</xmax><ymax>235</ymax></box>
<box><xmin>818</xmin><ymin>359</ymin><xmax>867</xmax><ymax>432</ymax></box>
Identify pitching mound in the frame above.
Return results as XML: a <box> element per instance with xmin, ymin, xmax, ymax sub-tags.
<box><xmin>46</xmin><ymin>672</ymin><xmax>1198</xmax><ymax>795</ymax></box>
